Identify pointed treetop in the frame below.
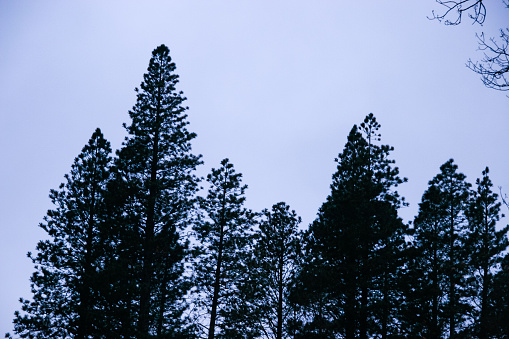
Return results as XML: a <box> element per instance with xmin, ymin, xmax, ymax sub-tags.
<box><xmin>359</xmin><ymin>113</ymin><xmax>381</xmax><ymax>142</ymax></box>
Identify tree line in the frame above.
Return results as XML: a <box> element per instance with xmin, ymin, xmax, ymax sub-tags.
<box><xmin>7</xmin><ymin>45</ymin><xmax>509</xmax><ymax>339</ymax></box>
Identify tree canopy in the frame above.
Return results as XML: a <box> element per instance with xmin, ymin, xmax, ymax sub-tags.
<box><xmin>7</xmin><ymin>46</ymin><xmax>509</xmax><ymax>339</ymax></box>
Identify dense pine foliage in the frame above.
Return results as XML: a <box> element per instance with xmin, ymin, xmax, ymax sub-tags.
<box><xmin>7</xmin><ymin>45</ymin><xmax>509</xmax><ymax>339</ymax></box>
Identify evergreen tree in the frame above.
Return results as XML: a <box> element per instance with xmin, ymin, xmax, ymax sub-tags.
<box><xmin>409</xmin><ymin>159</ymin><xmax>471</xmax><ymax>338</ymax></box>
<box><xmin>399</xmin><ymin>233</ymin><xmax>429</xmax><ymax>336</ymax></box>
<box><xmin>193</xmin><ymin>158</ymin><xmax>256</xmax><ymax>339</ymax></box>
<box><xmin>294</xmin><ymin>114</ymin><xmax>406</xmax><ymax>339</ymax></box>
<box><xmin>243</xmin><ymin>202</ymin><xmax>302</xmax><ymax>339</ymax></box>
<box><xmin>465</xmin><ymin>167</ymin><xmax>509</xmax><ymax>338</ymax></box>
<box><xmin>91</xmin><ymin>185</ymin><xmax>138</xmax><ymax>339</ymax></box>
<box><xmin>114</xmin><ymin>44</ymin><xmax>201</xmax><ymax>338</ymax></box>
<box><xmin>8</xmin><ymin>128</ymin><xmax>112</xmax><ymax>339</ymax></box>
<box><xmin>487</xmin><ymin>253</ymin><xmax>509</xmax><ymax>337</ymax></box>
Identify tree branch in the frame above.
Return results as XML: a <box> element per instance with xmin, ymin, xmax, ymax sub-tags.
<box><xmin>431</xmin><ymin>0</ymin><xmax>509</xmax><ymax>94</ymax></box>
<box><xmin>468</xmin><ymin>29</ymin><xmax>509</xmax><ymax>92</ymax></box>
<box><xmin>431</xmin><ymin>0</ymin><xmax>486</xmax><ymax>25</ymax></box>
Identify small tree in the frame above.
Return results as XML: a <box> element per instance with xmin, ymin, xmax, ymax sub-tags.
<box><xmin>410</xmin><ymin>159</ymin><xmax>471</xmax><ymax>338</ymax></box>
<box><xmin>487</xmin><ymin>253</ymin><xmax>509</xmax><ymax>337</ymax></box>
<box><xmin>8</xmin><ymin>128</ymin><xmax>112</xmax><ymax>339</ymax></box>
<box><xmin>244</xmin><ymin>202</ymin><xmax>302</xmax><ymax>339</ymax></box>
<box><xmin>193</xmin><ymin>158</ymin><xmax>256</xmax><ymax>339</ymax></box>
<box><xmin>465</xmin><ymin>167</ymin><xmax>509</xmax><ymax>338</ymax></box>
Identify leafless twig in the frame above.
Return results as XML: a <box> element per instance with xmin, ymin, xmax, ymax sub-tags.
<box><xmin>498</xmin><ymin>186</ymin><xmax>509</xmax><ymax>213</ymax></box>
<box><xmin>431</xmin><ymin>0</ymin><xmax>509</xmax><ymax>94</ymax></box>
<box><xmin>430</xmin><ymin>0</ymin><xmax>486</xmax><ymax>25</ymax></box>
<box><xmin>468</xmin><ymin>29</ymin><xmax>509</xmax><ymax>92</ymax></box>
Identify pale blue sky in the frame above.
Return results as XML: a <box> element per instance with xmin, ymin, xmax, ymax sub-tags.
<box><xmin>1</xmin><ymin>1</ymin><xmax>508</xmax><ymax>335</ymax></box>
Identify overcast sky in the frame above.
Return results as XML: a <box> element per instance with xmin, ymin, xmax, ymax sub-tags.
<box><xmin>1</xmin><ymin>1</ymin><xmax>508</xmax><ymax>335</ymax></box>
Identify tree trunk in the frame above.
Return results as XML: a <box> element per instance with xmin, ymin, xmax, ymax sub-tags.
<box><xmin>78</xmin><ymin>160</ymin><xmax>98</xmax><ymax>339</ymax></box>
<box><xmin>277</xmin><ymin>246</ymin><xmax>284</xmax><ymax>339</ymax></box>
<box><xmin>345</xmin><ymin>289</ymin><xmax>356</xmax><ymax>339</ymax></box>
<box><xmin>208</xmin><ymin>212</ymin><xmax>225</xmax><ymax>339</ymax></box>
<box><xmin>138</xmin><ymin>121</ymin><xmax>160</xmax><ymax>338</ymax></box>
<box><xmin>449</xmin><ymin>202</ymin><xmax>456</xmax><ymax>339</ymax></box>
<box><xmin>431</xmin><ymin>239</ymin><xmax>439</xmax><ymax>339</ymax></box>
<box><xmin>360</xmin><ymin>284</ymin><xmax>368</xmax><ymax>339</ymax></box>
<box><xmin>157</xmin><ymin>253</ymin><xmax>169</xmax><ymax>337</ymax></box>
<box><xmin>479</xmin><ymin>211</ymin><xmax>489</xmax><ymax>339</ymax></box>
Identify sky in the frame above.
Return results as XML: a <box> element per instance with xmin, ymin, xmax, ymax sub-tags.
<box><xmin>0</xmin><ymin>1</ymin><xmax>508</xmax><ymax>335</ymax></box>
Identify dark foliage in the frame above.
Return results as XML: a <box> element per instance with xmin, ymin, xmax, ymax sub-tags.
<box><xmin>293</xmin><ymin>114</ymin><xmax>407</xmax><ymax>339</ymax></box>
<box><xmin>406</xmin><ymin>159</ymin><xmax>471</xmax><ymax>338</ymax></box>
<box><xmin>240</xmin><ymin>202</ymin><xmax>303</xmax><ymax>339</ymax></box>
<box><xmin>8</xmin><ymin>129</ymin><xmax>112</xmax><ymax>339</ymax></box>
<box><xmin>113</xmin><ymin>44</ymin><xmax>201</xmax><ymax>338</ymax></box>
<box><xmin>8</xmin><ymin>45</ymin><xmax>509</xmax><ymax>338</ymax></box>
<box><xmin>465</xmin><ymin>167</ymin><xmax>509</xmax><ymax>338</ymax></box>
<box><xmin>193</xmin><ymin>159</ymin><xmax>256</xmax><ymax>339</ymax></box>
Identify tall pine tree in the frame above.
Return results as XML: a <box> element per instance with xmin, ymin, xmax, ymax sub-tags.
<box><xmin>243</xmin><ymin>202</ymin><xmax>302</xmax><ymax>339</ymax></box>
<box><xmin>114</xmin><ymin>44</ymin><xmax>201</xmax><ymax>338</ymax></box>
<box><xmin>193</xmin><ymin>158</ymin><xmax>256</xmax><ymax>339</ymax></box>
<box><xmin>294</xmin><ymin>114</ymin><xmax>406</xmax><ymax>339</ymax></box>
<box><xmin>465</xmin><ymin>167</ymin><xmax>509</xmax><ymax>338</ymax></box>
<box><xmin>409</xmin><ymin>159</ymin><xmax>471</xmax><ymax>338</ymax></box>
<box><xmin>8</xmin><ymin>128</ymin><xmax>112</xmax><ymax>339</ymax></box>
<box><xmin>487</xmin><ymin>253</ymin><xmax>509</xmax><ymax>337</ymax></box>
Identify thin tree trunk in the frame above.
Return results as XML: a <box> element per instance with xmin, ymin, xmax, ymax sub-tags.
<box><xmin>479</xmin><ymin>210</ymin><xmax>490</xmax><ymax>339</ymax></box>
<box><xmin>360</xmin><ymin>285</ymin><xmax>368</xmax><ymax>339</ymax></box>
<box><xmin>139</xmin><ymin>199</ymin><xmax>155</xmax><ymax>338</ymax></box>
<box><xmin>381</xmin><ymin>269</ymin><xmax>388</xmax><ymax>339</ymax></box>
<box><xmin>208</xmin><ymin>222</ymin><xmax>224</xmax><ymax>339</ymax></box>
<box><xmin>277</xmin><ymin>246</ymin><xmax>284</xmax><ymax>339</ymax></box>
<box><xmin>449</xmin><ymin>200</ymin><xmax>456</xmax><ymax>339</ymax></box>
<box><xmin>208</xmin><ymin>170</ymin><xmax>230</xmax><ymax>339</ymax></box>
<box><xmin>157</xmin><ymin>250</ymin><xmax>169</xmax><ymax>337</ymax></box>
<box><xmin>345</xmin><ymin>288</ymin><xmax>356</xmax><ymax>339</ymax></box>
<box><xmin>431</xmin><ymin>238</ymin><xmax>439</xmax><ymax>339</ymax></box>
<box><xmin>359</xmin><ymin>240</ymin><xmax>369</xmax><ymax>339</ymax></box>
<box><xmin>138</xmin><ymin>120</ymin><xmax>160</xmax><ymax>338</ymax></box>
<box><xmin>78</xmin><ymin>153</ymin><xmax>98</xmax><ymax>339</ymax></box>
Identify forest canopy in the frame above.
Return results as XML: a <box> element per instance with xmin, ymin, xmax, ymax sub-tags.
<box><xmin>6</xmin><ymin>45</ymin><xmax>509</xmax><ymax>339</ymax></box>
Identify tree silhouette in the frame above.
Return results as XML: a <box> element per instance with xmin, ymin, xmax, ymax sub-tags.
<box><xmin>8</xmin><ymin>129</ymin><xmax>112</xmax><ymax>339</ymax></box>
<box><xmin>487</xmin><ymin>253</ymin><xmax>509</xmax><ymax>337</ymax></box>
<box><xmin>243</xmin><ymin>202</ymin><xmax>302</xmax><ymax>339</ymax></box>
<box><xmin>465</xmin><ymin>167</ymin><xmax>509</xmax><ymax>338</ymax></box>
<box><xmin>193</xmin><ymin>159</ymin><xmax>256</xmax><ymax>339</ymax></box>
<box><xmin>295</xmin><ymin>114</ymin><xmax>406</xmax><ymax>338</ymax></box>
<box><xmin>410</xmin><ymin>159</ymin><xmax>471</xmax><ymax>338</ymax></box>
<box><xmin>114</xmin><ymin>44</ymin><xmax>201</xmax><ymax>338</ymax></box>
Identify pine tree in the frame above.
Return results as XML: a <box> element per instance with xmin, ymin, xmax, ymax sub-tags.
<box><xmin>8</xmin><ymin>128</ymin><xmax>112</xmax><ymax>339</ymax></box>
<box><xmin>409</xmin><ymin>159</ymin><xmax>471</xmax><ymax>338</ymax></box>
<box><xmin>465</xmin><ymin>167</ymin><xmax>509</xmax><ymax>338</ymax></box>
<box><xmin>193</xmin><ymin>158</ymin><xmax>256</xmax><ymax>339</ymax></box>
<box><xmin>243</xmin><ymin>202</ymin><xmax>302</xmax><ymax>339</ymax></box>
<box><xmin>294</xmin><ymin>114</ymin><xmax>406</xmax><ymax>338</ymax></box>
<box><xmin>114</xmin><ymin>44</ymin><xmax>201</xmax><ymax>338</ymax></box>
<box><xmin>487</xmin><ymin>253</ymin><xmax>509</xmax><ymax>337</ymax></box>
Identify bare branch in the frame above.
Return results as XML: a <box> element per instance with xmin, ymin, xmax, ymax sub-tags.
<box><xmin>430</xmin><ymin>0</ymin><xmax>509</xmax><ymax>95</ymax></box>
<box><xmin>431</xmin><ymin>0</ymin><xmax>486</xmax><ymax>25</ymax></box>
<box><xmin>499</xmin><ymin>186</ymin><xmax>509</xmax><ymax>212</ymax></box>
<box><xmin>468</xmin><ymin>29</ymin><xmax>509</xmax><ymax>91</ymax></box>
